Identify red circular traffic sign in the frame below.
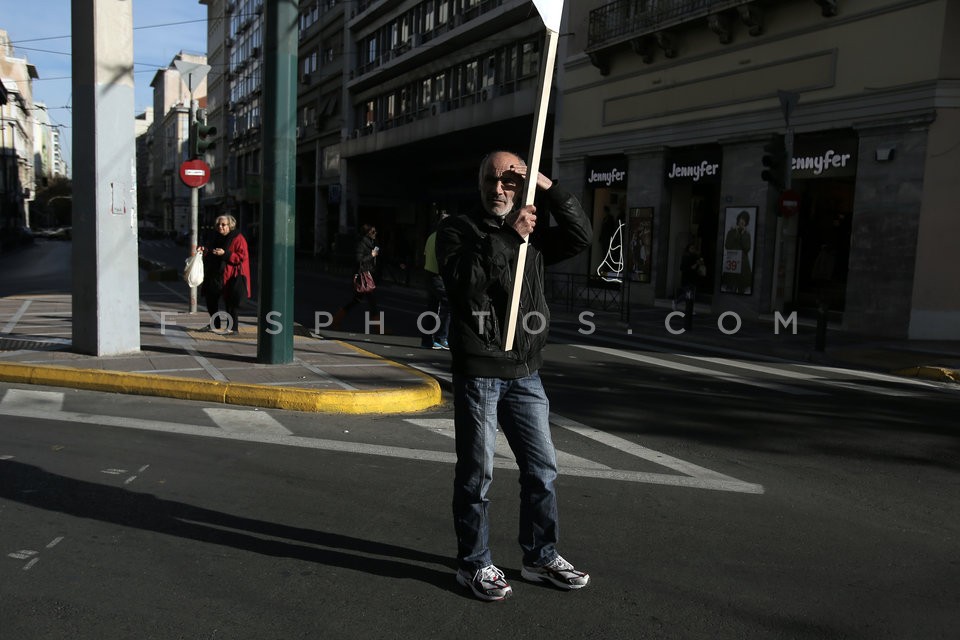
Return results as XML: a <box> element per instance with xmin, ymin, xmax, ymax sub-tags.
<box><xmin>179</xmin><ymin>159</ymin><xmax>210</xmax><ymax>188</ymax></box>
<box><xmin>778</xmin><ymin>189</ymin><xmax>800</xmax><ymax>217</ymax></box>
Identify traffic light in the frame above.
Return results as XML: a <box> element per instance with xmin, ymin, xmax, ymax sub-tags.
<box><xmin>192</xmin><ymin>110</ymin><xmax>217</xmax><ymax>158</ymax></box>
<box><xmin>761</xmin><ymin>134</ymin><xmax>787</xmax><ymax>190</ymax></box>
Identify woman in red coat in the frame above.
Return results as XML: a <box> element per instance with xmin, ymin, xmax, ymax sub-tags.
<box><xmin>198</xmin><ymin>215</ymin><xmax>251</xmax><ymax>334</ymax></box>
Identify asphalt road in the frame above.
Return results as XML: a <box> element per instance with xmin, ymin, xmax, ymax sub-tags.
<box><xmin>1</xmin><ymin>239</ymin><xmax>958</xmax><ymax>638</ymax></box>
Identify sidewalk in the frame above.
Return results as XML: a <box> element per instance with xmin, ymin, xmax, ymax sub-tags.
<box><xmin>0</xmin><ymin>293</ymin><xmax>441</xmax><ymax>414</ymax></box>
<box><xmin>0</xmin><ymin>280</ymin><xmax>957</xmax><ymax>416</ymax></box>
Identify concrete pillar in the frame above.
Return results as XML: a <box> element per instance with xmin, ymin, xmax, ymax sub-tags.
<box><xmin>70</xmin><ymin>0</ymin><xmax>140</xmax><ymax>355</ymax></box>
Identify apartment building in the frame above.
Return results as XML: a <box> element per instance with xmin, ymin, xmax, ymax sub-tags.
<box><xmin>561</xmin><ymin>0</ymin><xmax>960</xmax><ymax>339</ymax></box>
<box><xmin>297</xmin><ymin>0</ymin><xmax>345</xmax><ymax>256</ymax></box>
<box><xmin>144</xmin><ymin>52</ymin><xmax>209</xmax><ymax>236</ymax></box>
<box><xmin>0</xmin><ymin>29</ymin><xmax>38</xmax><ymax>231</ymax></box>
<box><xmin>339</xmin><ymin>0</ymin><xmax>567</xmax><ymax>269</ymax></box>
<box><xmin>194</xmin><ymin>0</ymin><xmax>560</xmax><ymax>268</ymax></box>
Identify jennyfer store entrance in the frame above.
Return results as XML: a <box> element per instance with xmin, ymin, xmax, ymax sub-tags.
<box><xmin>790</xmin><ymin>177</ymin><xmax>855</xmax><ymax>313</ymax></box>
<box><xmin>783</xmin><ymin>131</ymin><xmax>858</xmax><ymax>316</ymax></box>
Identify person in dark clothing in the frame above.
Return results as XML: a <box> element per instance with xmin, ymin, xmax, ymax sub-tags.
<box><xmin>674</xmin><ymin>242</ymin><xmax>705</xmax><ymax>310</ymax></box>
<box><xmin>197</xmin><ymin>215</ymin><xmax>251</xmax><ymax>334</ymax></box>
<box><xmin>331</xmin><ymin>224</ymin><xmax>380</xmax><ymax>330</ymax></box>
<box><xmin>421</xmin><ymin>210</ymin><xmax>451</xmax><ymax>349</ymax></box>
<box><xmin>436</xmin><ymin>150</ymin><xmax>593</xmax><ymax>601</ymax></box>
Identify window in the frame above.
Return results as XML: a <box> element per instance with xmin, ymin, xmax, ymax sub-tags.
<box><xmin>435</xmin><ymin>73</ymin><xmax>446</xmax><ymax>100</ymax></box>
<box><xmin>390</xmin><ymin>22</ymin><xmax>399</xmax><ymax>49</ymax></box>
<box><xmin>465</xmin><ymin>60</ymin><xmax>478</xmax><ymax>94</ymax></box>
<box><xmin>423</xmin><ymin>1</ymin><xmax>435</xmax><ymax>32</ymax></box>
<box><xmin>505</xmin><ymin>44</ymin><xmax>518</xmax><ymax>83</ymax></box>
<box><xmin>421</xmin><ymin>78</ymin><xmax>432</xmax><ymax>107</ymax></box>
<box><xmin>365</xmin><ymin>100</ymin><xmax>375</xmax><ymax>127</ymax></box>
<box><xmin>484</xmin><ymin>55</ymin><xmax>496</xmax><ymax>88</ymax></box>
<box><xmin>386</xmin><ymin>94</ymin><xmax>396</xmax><ymax>120</ymax></box>
<box><xmin>521</xmin><ymin>40</ymin><xmax>540</xmax><ymax>77</ymax></box>
<box><xmin>367</xmin><ymin>37</ymin><xmax>377</xmax><ymax>64</ymax></box>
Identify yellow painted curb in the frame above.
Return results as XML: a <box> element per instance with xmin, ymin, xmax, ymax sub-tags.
<box><xmin>0</xmin><ymin>360</ymin><xmax>442</xmax><ymax>414</ymax></box>
<box><xmin>893</xmin><ymin>366</ymin><xmax>960</xmax><ymax>384</ymax></box>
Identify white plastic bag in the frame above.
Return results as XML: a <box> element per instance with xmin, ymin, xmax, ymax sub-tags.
<box><xmin>184</xmin><ymin>250</ymin><xmax>204</xmax><ymax>288</ymax></box>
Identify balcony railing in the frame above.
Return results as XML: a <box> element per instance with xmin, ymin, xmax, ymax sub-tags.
<box><xmin>587</xmin><ymin>0</ymin><xmax>755</xmax><ymax>51</ymax></box>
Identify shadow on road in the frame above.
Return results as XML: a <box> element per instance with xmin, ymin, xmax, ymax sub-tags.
<box><xmin>1</xmin><ymin>459</ymin><xmax>457</xmax><ymax>590</ymax></box>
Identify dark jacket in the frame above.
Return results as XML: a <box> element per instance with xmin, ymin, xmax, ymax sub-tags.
<box><xmin>437</xmin><ymin>184</ymin><xmax>591</xmax><ymax>378</ymax></box>
<box><xmin>355</xmin><ymin>234</ymin><xmax>377</xmax><ymax>273</ymax></box>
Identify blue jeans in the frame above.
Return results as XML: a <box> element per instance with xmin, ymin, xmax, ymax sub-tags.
<box><xmin>452</xmin><ymin>372</ymin><xmax>559</xmax><ymax>572</ymax></box>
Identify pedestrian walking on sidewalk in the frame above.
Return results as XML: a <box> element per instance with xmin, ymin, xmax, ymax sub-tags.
<box><xmin>197</xmin><ymin>215</ymin><xmax>251</xmax><ymax>334</ymax></box>
<box><xmin>436</xmin><ymin>150</ymin><xmax>593</xmax><ymax>601</ymax></box>
<box><xmin>331</xmin><ymin>224</ymin><xmax>380</xmax><ymax>331</ymax></box>
<box><xmin>420</xmin><ymin>210</ymin><xmax>450</xmax><ymax>350</ymax></box>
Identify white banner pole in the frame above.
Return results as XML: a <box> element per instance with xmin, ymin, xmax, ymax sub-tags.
<box><xmin>503</xmin><ymin>26</ymin><xmax>560</xmax><ymax>351</ymax></box>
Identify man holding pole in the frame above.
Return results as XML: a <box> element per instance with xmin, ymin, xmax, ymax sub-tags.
<box><xmin>436</xmin><ymin>151</ymin><xmax>591</xmax><ymax>600</ymax></box>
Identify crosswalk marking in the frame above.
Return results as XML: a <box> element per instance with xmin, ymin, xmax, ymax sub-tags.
<box><xmin>573</xmin><ymin>344</ymin><xmax>824</xmax><ymax>395</ymax></box>
<box><xmin>404</xmin><ymin>417</ymin><xmax>610</xmax><ymax>470</ymax></box>
<box><xmin>550</xmin><ymin>414</ymin><xmax>738</xmax><ymax>482</ymax></box>
<box><xmin>402</xmin><ymin>416</ymin><xmax>763</xmax><ymax>494</ymax></box>
<box><xmin>572</xmin><ymin>344</ymin><xmax>943</xmax><ymax>397</ymax></box>
<box><xmin>1</xmin><ymin>300</ymin><xmax>31</xmax><ymax>333</ymax></box>
<box><xmin>1</xmin><ymin>389</ymin><xmax>65</xmax><ymax>412</ymax></box>
<box><xmin>0</xmin><ymin>396</ymin><xmax>761</xmax><ymax>492</ymax></box>
<box><xmin>204</xmin><ymin>408</ymin><xmax>293</xmax><ymax>436</ymax></box>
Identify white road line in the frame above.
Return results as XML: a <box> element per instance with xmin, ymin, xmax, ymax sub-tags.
<box><xmin>550</xmin><ymin>413</ymin><xmax>743</xmax><ymax>482</ymax></box>
<box><xmin>23</xmin><ymin>558</ymin><xmax>40</xmax><ymax>571</ymax></box>
<box><xmin>0</xmin><ymin>405</ymin><xmax>759</xmax><ymax>492</ymax></box>
<box><xmin>1</xmin><ymin>300</ymin><xmax>31</xmax><ymax>333</ymax></box>
<box><xmin>404</xmin><ymin>417</ymin><xmax>610</xmax><ymax>470</ymax></box>
<box><xmin>693</xmin><ymin>356</ymin><xmax>933</xmax><ymax>397</ymax></box>
<box><xmin>46</xmin><ymin>537</ymin><xmax>64</xmax><ymax>549</ymax></box>
<box><xmin>413</xmin><ymin>364</ymin><xmax>451</xmax><ymax>382</ymax></box>
<box><xmin>794</xmin><ymin>363</ymin><xmax>944</xmax><ymax>387</ymax></box>
<box><xmin>573</xmin><ymin>344</ymin><xmax>823</xmax><ymax>395</ymax></box>
<box><xmin>1</xmin><ymin>389</ymin><xmax>65</xmax><ymax>412</ymax></box>
<box><xmin>693</xmin><ymin>356</ymin><xmax>821</xmax><ymax>381</ymax></box>
<box><xmin>205</xmin><ymin>408</ymin><xmax>294</xmax><ymax>436</ymax></box>
<box><xmin>139</xmin><ymin>301</ymin><xmax>228</xmax><ymax>381</ymax></box>
<box><xmin>293</xmin><ymin>358</ymin><xmax>357</xmax><ymax>390</ymax></box>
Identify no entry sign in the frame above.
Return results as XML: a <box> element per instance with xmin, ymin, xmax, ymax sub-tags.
<box><xmin>179</xmin><ymin>159</ymin><xmax>210</xmax><ymax>188</ymax></box>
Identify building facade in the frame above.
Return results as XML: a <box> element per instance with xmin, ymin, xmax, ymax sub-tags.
<box><xmin>338</xmin><ymin>0</ymin><xmax>569</xmax><ymax>273</ymax></box>
<box><xmin>296</xmin><ymin>0</ymin><xmax>345</xmax><ymax>257</ymax></box>
<box><xmin>561</xmin><ymin>0</ymin><xmax>960</xmax><ymax>339</ymax></box>
<box><xmin>143</xmin><ymin>52</ymin><xmax>209</xmax><ymax>236</ymax></box>
<box><xmin>0</xmin><ymin>29</ymin><xmax>38</xmax><ymax>232</ymax></box>
<box><xmin>184</xmin><ymin>1</ymin><xmax>959</xmax><ymax>339</ymax></box>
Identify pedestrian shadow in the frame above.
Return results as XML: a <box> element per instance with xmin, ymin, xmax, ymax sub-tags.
<box><xmin>1</xmin><ymin>459</ymin><xmax>455</xmax><ymax>589</ymax></box>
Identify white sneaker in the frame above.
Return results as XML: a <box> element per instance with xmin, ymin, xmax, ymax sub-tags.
<box><xmin>521</xmin><ymin>554</ymin><xmax>590</xmax><ymax>590</ymax></box>
<box><xmin>456</xmin><ymin>564</ymin><xmax>513</xmax><ymax>601</ymax></box>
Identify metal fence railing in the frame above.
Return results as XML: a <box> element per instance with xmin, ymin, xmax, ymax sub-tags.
<box><xmin>587</xmin><ymin>0</ymin><xmax>754</xmax><ymax>50</ymax></box>
<box><xmin>544</xmin><ymin>272</ymin><xmax>631</xmax><ymax>322</ymax></box>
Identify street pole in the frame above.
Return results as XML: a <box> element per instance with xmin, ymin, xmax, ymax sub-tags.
<box><xmin>258</xmin><ymin>0</ymin><xmax>298</xmax><ymax>364</ymax></box>
<box><xmin>189</xmin><ymin>96</ymin><xmax>198</xmax><ymax>313</ymax></box>
<box><xmin>173</xmin><ymin>60</ymin><xmax>210</xmax><ymax>315</ymax></box>
<box><xmin>770</xmin><ymin>91</ymin><xmax>799</xmax><ymax>313</ymax></box>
